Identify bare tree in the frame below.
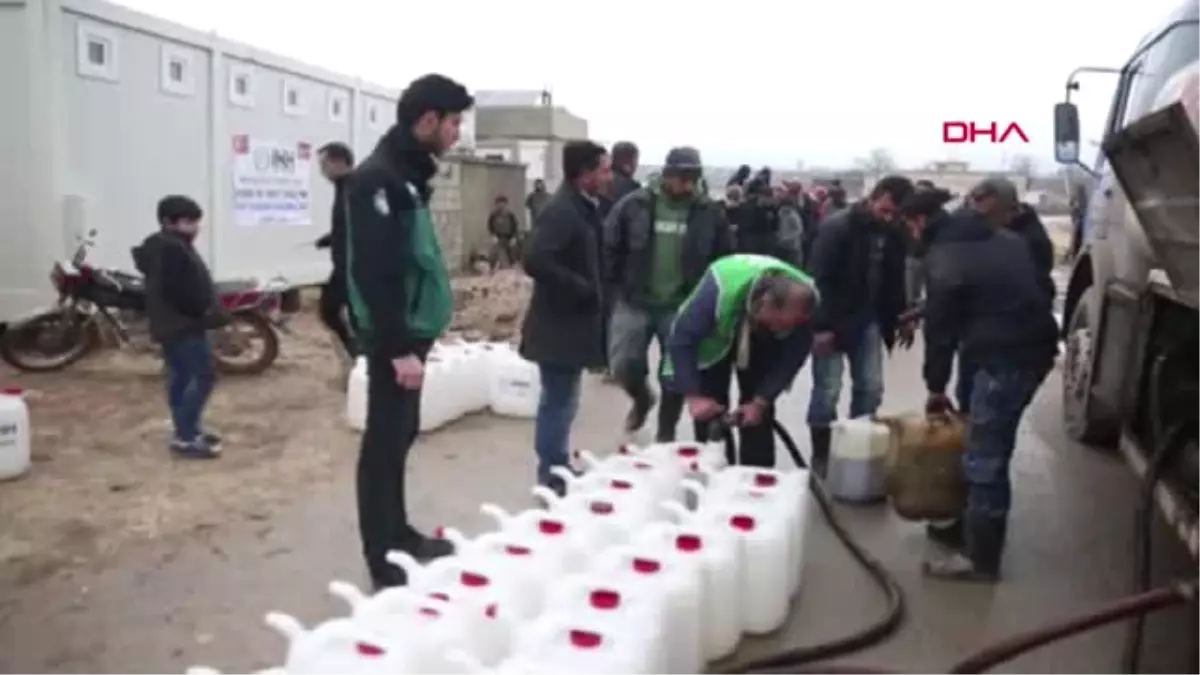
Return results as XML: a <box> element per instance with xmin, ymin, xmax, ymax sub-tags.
<box><xmin>1010</xmin><ymin>154</ymin><xmax>1036</xmax><ymax>190</ymax></box>
<box><xmin>854</xmin><ymin>147</ymin><xmax>898</xmax><ymax>174</ymax></box>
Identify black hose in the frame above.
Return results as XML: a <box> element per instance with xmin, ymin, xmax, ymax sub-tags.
<box><xmin>1122</xmin><ymin>341</ymin><xmax>1196</xmax><ymax>673</ymax></box>
<box><xmin>714</xmin><ymin>418</ymin><xmax>907</xmax><ymax>673</ymax></box>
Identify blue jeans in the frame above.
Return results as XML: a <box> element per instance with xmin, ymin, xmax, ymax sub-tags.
<box><xmin>534</xmin><ymin>363</ymin><xmax>582</xmax><ymax>491</ymax></box>
<box><xmin>162</xmin><ymin>333</ymin><xmax>215</xmax><ymax>443</ymax></box>
<box><xmin>955</xmin><ymin>353</ymin><xmax>977</xmax><ymax>414</ymax></box>
<box><xmin>963</xmin><ymin>366</ymin><xmax>1047</xmax><ymax>521</ymax></box>
<box><xmin>807</xmin><ymin>322</ymin><xmax>884</xmax><ymax>428</ymax></box>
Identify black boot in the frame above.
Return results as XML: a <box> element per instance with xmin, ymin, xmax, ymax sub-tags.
<box><xmin>624</xmin><ymin>385</ymin><xmax>657</xmax><ymax>433</ymax></box>
<box><xmin>809</xmin><ymin>427</ymin><xmax>831</xmax><ymax>478</ymax></box>
<box><xmin>926</xmin><ymin>518</ymin><xmax>965</xmax><ymax>550</ymax></box>
<box><xmin>655</xmin><ymin>392</ymin><xmax>684</xmax><ymax>443</ymax></box>
<box><xmin>923</xmin><ymin>514</ymin><xmax>1006</xmax><ymax>582</ymax></box>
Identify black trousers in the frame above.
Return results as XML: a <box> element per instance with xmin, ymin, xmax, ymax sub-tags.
<box><xmin>357</xmin><ymin>342</ymin><xmax>431</xmax><ymax>586</ymax></box>
<box><xmin>692</xmin><ymin>336</ymin><xmax>782</xmax><ymax>468</ymax></box>
<box><xmin>320</xmin><ymin>270</ymin><xmax>357</xmax><ymax>355</ymax></box>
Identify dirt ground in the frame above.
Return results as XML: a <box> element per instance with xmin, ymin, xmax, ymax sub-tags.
<box><xmin>0</xmin><ymin>270</ymin><xmax>531</xmax><ymax>591</ymax></box>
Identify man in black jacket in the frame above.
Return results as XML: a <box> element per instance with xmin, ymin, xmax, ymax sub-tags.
<box><xmin>343</xmin><ymin>73</ymin><xmax>474</xmax><ymax>589</ymax></box>
<box><xmin>603</xmin><ymin>146</ymin><xmax>733</xmax><ymax>441</ymax></box>
<box><xmin>520</xmin><ymin>141</ymin><xmax>612</xmax><ymax>495</ymax></box>
<box><xmin>912</xmin><ymin>205</ymin><xmax>1058</xmax><ymax>582</ymax></box>
<box><xmin>954</xmin><ymin>178</ymin><xmax>1056</xmax><ymax>412</ymax></box>
<box><xmin>609</xmin><ymin>141</ymin><xmax>641</xmax><ymax>205</ymax></box>
<box><xmin>486</xmin><ymin>194</ymin><xmax>520</xmax><ymax>270</ymax></box>
<box><xmin>132</xmin><ymin>195</ymin><xmax>225</xmax><ymax>460</ymax></box>
<box><xmin>314</xmin><ymin>142</ymin><xmax>357</xmax><ymax>373</ymax></box>
<box><xmin>805</xmin><ymin>175</ymin><xmax>915</xmax><ymax>476</ymax></box>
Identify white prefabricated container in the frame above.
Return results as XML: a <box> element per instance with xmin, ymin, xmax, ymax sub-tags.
<box><xmin>828</xmin><ymin>417</ymin><xmax>891</xmax><ymax>503</ymax></box>
<box><xmin>263</xmin><ymin>612</ymin><xmax>414</xmax><ymax>674</ymax></box>
<box><xmin>487</xmin><ymin>344</ymin><xmax>540</xmax><ymax>418</ymax></box>
<box><xmin>687</xmin><ymin>482</ymin><xmax>792</xmax><ymax>635</ymax></box>
<box><xmin>478</xmin><ymin>504</ymin><xmax>590</xmax><ymax>573</ymax></box>
<box><xmin>510</xmin><ymin>610</ymin><xmax>659</xmax><ymax>674</ymax></box>
<box><xmin>346</xmin><ymin>358</ymin><xmax>369</xmax><ymax>432</ymax></box>
<box><xmin>0</xmin><ymin>389</ymin><xmax>32</xmax><ymax>481</ymax></box>
<box><xmin>0</xmin><ymin>0</ymin><xmax>450</xmax><ymax>325</ymax></box>
<box><xmin>592</xmin><ymin>542</ymin><xmax>705</xmax><ymax>674</ymax></box>
<box><xmin>648</xmin><ymin>508</ymin><xmax>742</xmax><ymax>661</ymax></box>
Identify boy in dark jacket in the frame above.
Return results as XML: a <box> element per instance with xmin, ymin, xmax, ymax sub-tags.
<box><xmin>132</xmin><ymin>195</ymin><xmax>223</xmax><ymax>459</ymax></box>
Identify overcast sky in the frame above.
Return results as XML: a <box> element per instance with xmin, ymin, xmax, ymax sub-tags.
<box><xmin>116</xmin><ymin>0</ymin><xmax>1181</xmax><ymax>171</ymax></box>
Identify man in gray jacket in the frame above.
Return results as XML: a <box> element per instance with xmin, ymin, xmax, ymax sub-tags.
<box><xmin>603</xmin><ymin>146</ymin><xmax>733</xmax><ymax>440</ymax></box>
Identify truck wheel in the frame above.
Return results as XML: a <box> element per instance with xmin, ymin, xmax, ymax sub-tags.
<box><xmin>1062</xmin><ymin>298</ymin><xmax>1119</xmax><ymax>446</ymax></box>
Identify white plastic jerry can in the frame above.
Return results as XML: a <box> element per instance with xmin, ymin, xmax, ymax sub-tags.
<box><xmin>592</xmin><ymin>542</ymin><xmax>704</xmax><ymax>674</ymax></box>
<box><xmin>541</xmin><ymin>571</ymin><xmax>669</xmax><ymax>672</ymax></box>
<box><xmin>701</xmin><ymin>467</ymin><xmax>812</xmax><ymax>596</ymax></box>
<box><xmin>688</xmin><ymin>482</ymin><xmax>792</xmax><ymax>636</ymax></box>
<box><xmin>186</xmin><ymin>668</ymin><xmax>285</xmax><ymax>674</ymax></box>
<box><xmin>510</xmin><ymin>610</ymin><xmax>658</xmax><ymax>674</ymax></box>
<box><xmin>264</xmin><ymin>612</ymin><xmax>413</xmax><ymax>674</ymax></box>
<box><xmin>420</xmin><ymin>355</ymin><xmax>456</xmax><ymax>432</ymax></box>
<box><xmin>0</xmin><ymin>388</ymin><xmax>32</xmax><ymax>481</ymax></box>
<box><xmin>456</xmin><ymin>342</ymin><xmax>493</xmax><ymax>414</ymax></box>
<box><xmin>828</xmin><ymin>417</ymin><xmax>891</xmax><ymax>503</ymax></box>
<box><xmin>487</xmin><ymin>344</ymin><xmax>541</xmax><ymax>419</ymax></box>
<box><xmin>533</xmin><ymin>486</ymin><xmax>650</xmax><ymax>551</ymax></box>
<box><xmin>437</xmin><ymin>527</ymin><xmax>545</xmax><ymax>620</ymax></box>
<box><xmin>575</xmin><ymin>449</ymin><xmax>685</xmax><ymax>506</ymax></box>
<box><xmin>647</xmin><ymin>507</ymin><xmax>743</xmax><ymax>662</ymax></box>
<box><xmin>478</xmin><ymin>503</ymin><xmax>590</xmax><ymax>573</ymax></box>
<box><xmin>328</xmin><ymin>581</ymin><xmax>477</xmax><ymax>674</ymax></box>
<box><xmin>548</xmin><ymin>466</ymin><xmax>662</xmax><ymax>518</ymax></box>
<box><xmin>625</xmin><ymin>441</ymin><xmax>729</xmax><ymax>479</ymax></box>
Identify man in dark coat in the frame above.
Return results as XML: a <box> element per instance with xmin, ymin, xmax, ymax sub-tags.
<box><xmin>805</xmin><ymin>175</ymin><xmax>915</xmax><ymax>476</ymax></box>
<box><xmin>954</xmin><ymin>177</ymin><xmax>1056</xmax><ymax>412</ymax></box>
<box><xmin>907</xmin><ymin>202</ymin><xmax>1058</xmax><ymax>582</ymax></box>
<box><xmin>603</xmin><ymin>146</ymin><xmax>732</xmax><ymax>442</ymax></box>
<box><xmin>343</xmin><ymin>73</ymin><xmax>474</xmax><ymax>589</ymax></box>
<box><xmin>609</xmin><ymin>141</ymin><xmax>641</xmax><ymax>205</ymax></box>
<box><xmin>314</xmin><ymin>142</ymin><xmax>357</xmax><ymax>375</ymax></box>
<box><xmin>519</xmin><ymin>140</ymin><xmax>612</xmax><ymax>495</ymax></box>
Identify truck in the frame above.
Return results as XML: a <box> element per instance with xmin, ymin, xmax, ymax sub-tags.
<box><xmin>1052</xmin><ymin>0</ymin><xmax>1198</xmax><ymax>558</ymax></box>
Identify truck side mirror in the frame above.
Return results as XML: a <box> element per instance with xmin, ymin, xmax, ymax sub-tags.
<box><xmin>1054</xmin><ymin>102</ymin><xmax>1081</xmax><ymax>165</ymax></box>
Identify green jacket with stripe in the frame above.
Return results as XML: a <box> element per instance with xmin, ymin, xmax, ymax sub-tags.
<box><xmin>344</xmin><ymin>130</ymin><xmax>453</xmax><ymax>358</ymax></box>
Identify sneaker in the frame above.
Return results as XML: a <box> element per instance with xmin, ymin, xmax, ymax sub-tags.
<box><xmin>921</xmin><ymin>551</ymin><xmax>999</xmax><ymax>583</ymax></box>
<box><xmin>170</xmin><ymin>438</ymin><xmax>221</xmax><ymax>460</ymax></box>
<box><xmin>200</xmin><ymin>431</ymin><xmax>222</xmax><ymax>447</ymax></box>
<box><xmin>926</xmin><ymin>519</ymin><xmax>965</xmax><ymax>550</ymax></box>
<box><xmin>401</xmin><ymin>535</ymin><xmax>454</xmax><ymax>562</ymax></box>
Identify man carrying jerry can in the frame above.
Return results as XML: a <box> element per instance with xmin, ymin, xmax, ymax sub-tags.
<box><xmin>662</xmin><ymin>254</ymin><xmax>819</xmax><ymax>467</ymax></box>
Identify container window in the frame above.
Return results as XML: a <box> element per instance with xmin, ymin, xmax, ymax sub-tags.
<box><xmin>160</xmin><ymin>46</ymin><xmax>194</xmax><ymax>97</ymax></box>
<box><xmin>229</xmin><ymin>64</ymin><xmax>255</xmax><ymax>108</ymax></box>
<box><xmin>283</xmin><ymin>79</ymin><xmax>305</xmax><ymax>116</ymax></box>
<box><xmin>76</xmin><ymin>23</ymin><xmax>119</xmax><ymax>82</ymax></box>
<box><xmin>328</xmin><ymin>91</ymin><xmax>349</xmax><ymax>123</ymax></box>
<box><xmin>367</xmin><ymin>103</ymin><xmax>379</xmax><ymax>127</ymax></box>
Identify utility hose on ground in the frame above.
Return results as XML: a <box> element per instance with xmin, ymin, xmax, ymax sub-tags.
<box><xmin>712</xmin><ymin>418</ymin><xmax>908</xmax><ymax>673</ymax></box>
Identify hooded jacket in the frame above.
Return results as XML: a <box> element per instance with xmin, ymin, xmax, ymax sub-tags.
<box><xmin>131</xmin><ymin>230</ymin><xmax>217</xmax><ymax>343</ymax></box>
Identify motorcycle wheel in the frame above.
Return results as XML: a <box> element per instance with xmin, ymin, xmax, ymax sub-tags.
<box><xmin>0</xmin><ymin>310</ymin><xmax>96</xmax><ymax>372</ymax></box>
<box><xmin>210</xmin><ymin>312</ymin><xmax>279</xmax><ymax>376</ymax></box>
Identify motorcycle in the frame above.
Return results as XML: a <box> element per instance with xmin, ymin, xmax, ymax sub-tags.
<box><xmin>0</xmin><ymin>229</ymin><xmax>289</xmax><ymax>375</ymax></box>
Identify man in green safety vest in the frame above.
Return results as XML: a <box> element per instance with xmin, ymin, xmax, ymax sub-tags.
<box><xmin>663</xmin><ymin>254</ymin><xmax>820</xmax><ymax>467</ymax></box>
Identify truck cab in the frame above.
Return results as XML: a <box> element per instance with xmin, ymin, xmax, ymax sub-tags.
<box><xmin>1053</xmin><ymin>0</ymin><xmax>1198</xmax><ymax>556</ymax></box>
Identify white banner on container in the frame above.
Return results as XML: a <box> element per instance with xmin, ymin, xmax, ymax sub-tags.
<box><xmin>231</xmin><ymin>135</ymin><xmax>313</xmax><ymax>227</ymax></box>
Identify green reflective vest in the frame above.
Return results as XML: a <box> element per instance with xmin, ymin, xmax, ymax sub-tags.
<box><xmin>664</xmin><ymin>254</ymin><xmax>815</xmax><ymax>377</ymax></box>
